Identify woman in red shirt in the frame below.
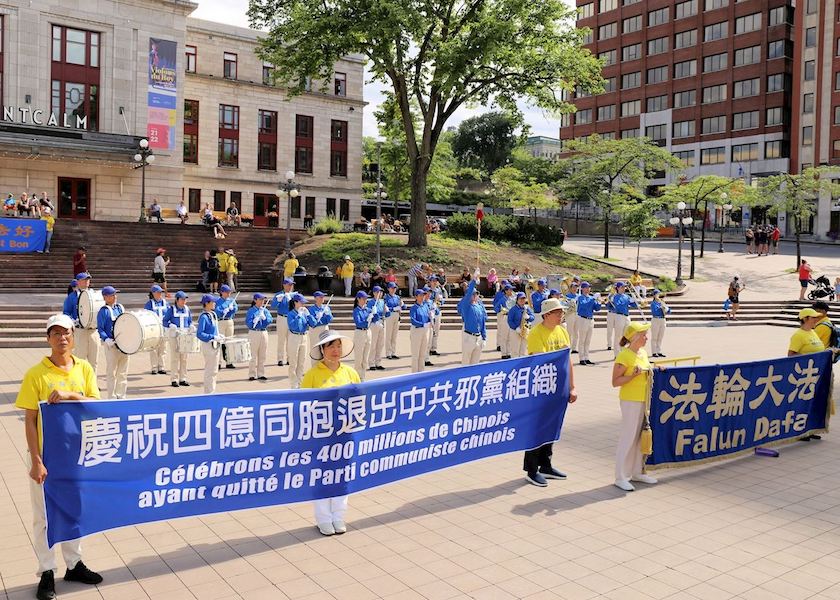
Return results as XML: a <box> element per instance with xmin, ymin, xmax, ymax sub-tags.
<box><xmin>798</xmin><ymin>259</ymin><xmax>812</xmax><ymax>301</ymax></box>
<box><xmin>72</xmin><ymin>247</ymin><xmax>87</xmax><ymax>277</ymax></box>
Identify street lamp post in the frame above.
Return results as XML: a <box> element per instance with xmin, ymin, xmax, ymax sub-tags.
<box><xmin>375</xmin><ymin>142</ymin><xmax>387</xmax><ymax>266</ymax></box>
<box><xmin>669</xmin><ymin>201</ymin><xmax>693</xmax><ymax>286</ymax></box>
<box><xmin>276</xmin><ymin>170</ymin><xmax>300</xmax><ymax>252</ymax></box>
<box><xmin>717</xmin><ymin>193</ymin><xmax>732</xmax><ymax>253</ymax></box>
<box><xmin>134</xmin><ymin>139</ymin><xmax>155</xmax><ymax>223</ymax></box>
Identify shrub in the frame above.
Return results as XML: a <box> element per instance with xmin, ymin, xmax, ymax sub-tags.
<box><xmin>312</xmin><ymin>214</ymin><xmax>343</xmax><ymax>235</ymax></box>
<box><xmin>446</xmin><ymin>213</ymin><xmax>564</xmax><ymax>246</ymax></box>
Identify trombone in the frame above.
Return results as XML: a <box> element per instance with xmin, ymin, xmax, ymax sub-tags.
<box><xmin>626</xmin><ymin>281</ymin><xmax>649</xmax><ymax>322</ymax></box>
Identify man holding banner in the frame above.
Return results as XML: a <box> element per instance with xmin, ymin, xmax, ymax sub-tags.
<box><xmin>16</xmin><ymin>314</ymin><xmax>103</xmax><ymax>600</ymax></box>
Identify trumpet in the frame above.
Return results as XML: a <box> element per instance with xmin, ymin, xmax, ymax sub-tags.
<box><xmin>519</xmin><ymin>307</ymin><xmax>531</xmax><ymax>339</ymax></box>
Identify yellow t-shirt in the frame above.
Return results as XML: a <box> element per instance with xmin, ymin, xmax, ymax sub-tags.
<box><xmin>301</xmin><ymin>361</ymin><xmax>361</xmax><ymax>390</ymax></box>
<box><xmin>15</xmin><ymin>356</ymin><xmax>100</xmax><ymax>448</ymax></box>
<box><xmin>339</xmin><ymin>261</ymin><xmax>354</xmax><ymax>278</ymax></box>
<box><xmin>614</xmin><ymin>347</ymin><xmax>650</xmax><ymax>402</ymax></box>
<box><xmin>630</xmin><ymin>274</ymin><xmax>642</xmax><ymax>286</ymax></box>
<box><xmin>42</xmin><ymin>215</ymin><xmax>55</xmax><ymax>232</ymax></box>
<box><xmin>283</xmin><ymin>258</ymin><xmax>299</xmax><ymax>278</ymax></box>
<box><xmin>815</xmin><ymin>318</ymin><xmax>834</xmax><ymax>349</ymax></box>
<box><xmin>227</xmin><ymin>256</ymin><xmax>239</xmax><ymax>275</ymax></box>
<box><xmin>218</xmin><ymin>253</ymin><xmax>229</xmax><ymax>273</ymax></box>
<box><xmin>527</xmin><ymin>323</ymin><xmax>570</xmax><ymax>355</ymax></box>
<box><xmin>788</xmin><ymin>328</ymin><xmax>825</xmax><ymax>355</ymax></box>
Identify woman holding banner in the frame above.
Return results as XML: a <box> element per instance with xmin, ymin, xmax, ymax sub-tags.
<box><xmin>302</xmin><ymin>330</ymin><xmax>359</xmax><ymax>536</ymax></box>
<box><xmin>611</xmin><ymin>322</ymin><xmax>658</xmax><ymax>492</ymax></box>
<box><xmin>789</xmin><ymin>307</ymin><xmax>833</xmax><ymax>442</ymax></box>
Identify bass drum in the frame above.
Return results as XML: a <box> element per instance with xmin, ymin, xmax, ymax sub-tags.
<box><xmin>78</xmin><ymin>290</ymin><xmax>106</xmax><ymax>329</ymax></box>
<box><xmin>114</xmin><ymin>310</ymin><xmax>164</xmax><ymax>355</ymax></box>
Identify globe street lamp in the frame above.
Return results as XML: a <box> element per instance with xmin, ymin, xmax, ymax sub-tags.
<box><xmin>276</xmin><ymin>170</ymin><xmax>300</xmax><ymax>252</ymax></box>
<box><xmin>669</xmin><ymin>201</ymin><xmax>692</xmax><ymax>286</ymax></box>
<box><xmin>717</xmin><ymin>193</ymin><xmax>733</xmax><ymax>253</ymax></box>
<box><xmin>134</xmin><ymin>138</ymin><xmax>155</xmax><ymax>223</ymax></box>
<box><xmin>375</xmin><ymin>141</ymin><xmax>388</xmax><ymax>266</ymax></box>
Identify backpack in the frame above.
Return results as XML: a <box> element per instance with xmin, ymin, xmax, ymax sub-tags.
<box><xmin>208</xmin><ymin>257</ymin><xmax>219</xmax><ymax>271</ymax></box>
<box><xmin>817</xmin><ymin>321</ymin><xmax>839</xmax><ymax>348</ymax></box>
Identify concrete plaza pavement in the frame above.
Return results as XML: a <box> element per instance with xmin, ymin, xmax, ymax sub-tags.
<box><xmin>1</xmin><ymin>324</ymin><xmax>839</xmax><ymax>600</ymax></box>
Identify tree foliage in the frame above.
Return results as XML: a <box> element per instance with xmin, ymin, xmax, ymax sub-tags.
<box><xmin>451</xmin><ymin>111</ymin><xmax>525</xmax><ymax>174</ymax></box>
<box><xmin>248</xmin><ymin>0</ymin><xmax>603</xmax><ymax>246</ymax></box>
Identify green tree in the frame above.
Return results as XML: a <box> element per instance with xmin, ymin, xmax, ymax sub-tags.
<box><xmin>248</xmin><ymin>0</ymin><xmax>603</xmax><ymax>247</ymax></box>
<box><xmin>616</xmin><ymin>194</ymin><xmax>665</xmax><ymax>270</ymax></box>
<box><xmin>555</xmin><ymin>137</ymin><xmax>680</xmax><ymax>259</ymax></box>
<box><xmin>491</xmin><ymin>165</ymin><xmax>553</xmax><ymax>220</ymax></box>
<box><xmin>751</xmin><ymin>168</ymin><xmax>840</xmax><ymax>268</ymax></box>
<box><xmin>451</xmin><ymin>111</ymin><xmax>525</xmax><ymax>174</ymax></box>
<box><xmin>509</xmin><ymin>148</ymin><xmax>563</xmax><ymax>185</ymax></box>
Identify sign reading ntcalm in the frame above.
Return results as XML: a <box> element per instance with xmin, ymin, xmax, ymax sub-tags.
<box><xmin>2</xmin><ymin>106</ymin><xmax>88</xmax><ymax>129</ymax></box>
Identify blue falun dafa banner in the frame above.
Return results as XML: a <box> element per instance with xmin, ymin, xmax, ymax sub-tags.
<box><xmin>41</xmin><ymin>350</ymin><xmax>571</xmax><ymax>546</ymax></box>
<box><xmin>0</xmin><ymin>218</ymin><xmax>46</xmax><ymax>252</ymax></box>
<box><xmin>648</xmin><ymin>351</ymin><xmax>833</xmax><ymax>468</ymax></box>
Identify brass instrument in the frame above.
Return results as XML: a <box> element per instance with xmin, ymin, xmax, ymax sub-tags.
<box><xmin>626</xmin><ymin>282</ymin><xmax>649</xmax><ymax>321</ymax></box>
<box><xmin>519</xmin><ymin>304</ymin><xmax>531</xmax><ymax>339</ymax></box>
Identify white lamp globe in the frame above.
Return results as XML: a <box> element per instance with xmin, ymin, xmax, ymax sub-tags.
<box><xmin>290</xmin><ymin>188</ymin><xmax>300</xmax><ymax>198</ymax></box>
<box><xmin>676</xmin><ymin>201</ymin><xmax>687</xmax><ymax>210</ymax></box>
<box><xmin>285</xmin><ymin>170</ymin><xmax>295</xmax><ymax>181</ymax></box>
<box><xmin>139</xmin><ymin>139</ymin><xmax>149</xmax><ymax>149</ymax></box>
<box><xmin>683</xmin><ymin>216</ymin><xmax>693</xmax><ymax>225</ymax></box>
<box><xmin>669</xmin><ymin>217</ymin><xmax>679</xmax><ymax>225</ymax></box>
<box><xmin>134</xmin><ymin>153</ymin><xmax>142</xmax><ymax>162</ymax></box>
<box><xmin>146</xmin><ymin>154</ymin><xmax>155</xmax><ymax>163</ymax></box>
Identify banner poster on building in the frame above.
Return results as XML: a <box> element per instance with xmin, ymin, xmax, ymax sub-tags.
<box><xmin>0</xmin><ymin>218</ymin><xmax>47</xmax><ymax>253</ymax></box>
<box><xmin>147</xmin><ymin>38</ymin><xmax>177</xmax><ymax>151</ymax></box>
<box><xmin>648</xmin><ymin>352</ymin><xmax>832</xmax><ymax>469</ymax></box>
<box><xmin>41</xmin><ymin>350</ymin><xmax>571</xmax><ymax>546</ymax></box>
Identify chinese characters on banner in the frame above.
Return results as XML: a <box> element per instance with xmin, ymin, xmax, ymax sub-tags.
<box><xmin>147</xmin><ymin>38</ymin><xmax>177</xmax><ymax>151</ymax></box>
<box><xmin>0</xmin><ymin>218</ymin><xmax>47</xmax><ymax>253</ymax></box>
<box><xmin>648</xmin><ymin>351</ymin><xmax>833</xmax><ymax>468</ymax></box>
<box><xmin>41</xmin><ymin>350</ymin><xmax>571</xmax><ymax>546</ymax></box>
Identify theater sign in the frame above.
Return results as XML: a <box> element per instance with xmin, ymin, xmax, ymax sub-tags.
<box><xmin>1</xmin><ymin>106</ymin><xmax>88</xmax><ymax>129</ymax></box>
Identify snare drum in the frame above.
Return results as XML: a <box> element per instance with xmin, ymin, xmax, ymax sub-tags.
<box><xmin>114</xmin><ymin>310</ymin><xmax>164</xmax><ymax>355</ymax></box>
<box><xmin>223</xmin><ymin>337</ymin><xmax>252</xmax><ymax>363</ymax></box>
<box><xmin>175</xmin><ymin>329</ymin><xmax>201</xmax><ymax>354</ymax></box>
<box><xmin>78</xmin><ymin>290</ymin><xmax>105</xmax><ymax>329</ymax></box>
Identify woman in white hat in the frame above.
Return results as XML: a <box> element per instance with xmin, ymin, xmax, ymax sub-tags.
<box><xmin>302</xmin><ymin>330</ymin><xmax>359</xmax><ymax>536</ymax></box>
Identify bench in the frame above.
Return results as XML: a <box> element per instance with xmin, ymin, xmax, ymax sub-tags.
<box><xmin>211</xmin><ymin>211</ymin><xmax>254</xmax><ymax>226</ymax></box>
<box><xmin>146</xmin><ymin>207</ymin><xmax>181</xmax><ymax>222</ymax></box>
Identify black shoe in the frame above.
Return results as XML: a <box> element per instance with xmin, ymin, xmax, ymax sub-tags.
<box><xmin>180</xmin><ymin>381</ymin><xmax>190</xmax><ymax>386</ymax></box>
<box><xmin>64</xmin><ymin>561</ymin><xmax>102</xmax><ymax>585</ymax></box>
<box><xmin>277</xmin><ymin>361</ymin><xmax>284</xmax><ymax>366</ymax></box>
<box><xmin>430</xmin><ymin>350</ymin><xmax>440</xmax><ymax>356</ymax></box>
<box><xmin>586</xmin><ymin>360</ymin><xmax>595</xmax><ymax>365</ymax></box>
<box><xmin>37</xmin><ymin>570</ymin><xmax>55</xmax><ymax>600</ymax></box>
<box><xmin>226</xmin><ymin>364</ymin><xmax>235</xmax><ymax>369</ymax></box>
<box><xmin>571</xmin><ymin>350</ymin><xmax>578</xmax><ymax>354</ymax></box>
<box><xmin>258</xmin><ymin>376</ymin><xmax>268</xmax><ymax>381</ymax></box>
<box><xmin>151</xmin><ymin>370</ymin><xmax>158</xmax><ymax>375</ymax></box>
<box><xmin>249</xmin><ymin>377</ymin><xmax>256</xmax><ymax>381</ymax></box>
<box><xmin>539</xmin><ymin>466</ymin><xmax>567</xmax><ymax>480</ymax></box>
<box><xmin>525</xmin><ymin>472</ymin><xmax>548</xmax><ymax>487</ymax></box>
<box><xmin>171</xmin><ymin>382</ymin><xmax>179</xmax><ymax>388</ymax></box>
<box><xmin>809</xmin><ymin>434</ymin><xmax>822</xmax><ymax>440</ymax></box>
<box><xmin>158</xmin><ymin>370</ymin><xmax>167</xmax><ymax>375</ymax></box>
<box><xmin>502</xmin><ymin>355</ymin><xmax>511</xmax><ymax>360</ymax></box>
<box><xmin>425</xmin><ymin>361</ymin><xmax>433</xmax><ymax>366</ymax></box>
<box><xmin>376</xmin><ymin>365</ymin><xmax>386</xmax><ymax>370</ymax></box>
<box><xmin>607</xmin><ymin>346</ymin><xmax>612</xmax><ymax>351</ymax></box>
<box><xmin>369</xmin><ymin>367</ymin><xmax>377</xmax><ymax>371</ymax></box>
<box><xmin>579</xmin><ymin>360</ymin><xmax>587</xmax><ymax>366</ymax></box>
<box><xmin>496</xmin><ymin>346</ymin><xmax>501</xmax><ymax>352</ymax></box>
<box><xmin>659</xmin><ymin>353</ymin><xmax>666</xmax><ymax>357</ymax></box>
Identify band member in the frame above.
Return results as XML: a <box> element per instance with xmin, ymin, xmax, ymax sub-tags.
<box><xmin>308</xmin><ymin>292</ymin><xmax>334</xmax><ymax>365</ymax></box>
<box><xmin>409</xmin><ymin>289</ymin><xmax>432</xmax><ymax>372</ymax></box>
<box><xmin>163</xmin><ymin>290</ymin><xmax>193</xmax><ymax>387</ymax></box>
<box><xmin>66</xmin><ymin>272</ymin><xmax>100</xmax><ymax>373</ymax></box>
<box><xmin>565</xmin><ymin>281</ymin><xmax>580</xmax><ymax>354</ymax></box>
<box><xmin>196</xmin><ymin>294</ymin><xmax>223</xmax><ymax>394</ymax></box>
<box><xmin>144</xmin><ymin>284</ymin><xmax>168</xmax><ymax>375</ymax></box>
<box><xmin>649</xmin><ymin>289</ymin><xmax>671</xmax><ymax>357</ymax></box>
<box><xmin>16</xmin><ymin>314</ymin><xmax>104</xmax><ymax>600</ymax></box>
<box><xmin>524</xmin><ymin>298</ymin><xmax>577</xmax><ymax>487</ymax></box>
<box><xmin>548</xmin><ymin>288</ymin><xmax>562</xmax><ymax>300</ymax></box>
<box><xmin>507</xmin><ymin>292</ymin><xmax>535</xmax><ymax>358</ymax></box>
<box><xmin>368</xmin><ymin>286</ymin><xmax>388</xmax><ymax>370</ymax></box>
<box><xmin>611</xmin><ymin>282</ymin><xmax>638</xmax><ymax>357</ymax></box>
<box><xmin>287</xmin><ymin>293</ymin><xmax>315</xmax><ymax>389</ymax></box>
<box><xmin>352</xmin><ymin>291</ymin><xmax>375</xmax><ymax>380</ymax></box>
<box><xmin>605</xmin><ymin>285</ymin><xmax>616</xmax><ymax>351</ymax></box>
<box><xmin>303</xmin><ymin>330</ymin><xmax>359</xmax><ymax>536</ymax></box>
<box><xmin>493</xmin><ymin>283</ymin><xmax>515</xmax><ymax>359</ymax></box>
<box><xmin>530</xmin><ymin>278</ymin><xmax>549</xmax><ymax>325</ymax></box>
<box><xmin>428</xmin><ymin>276</ymin><xmax>444</xmax><ymax>357</ymax></box>
<box><xmin>422</xmin><ymin>287</ymin><xmax>436</xmax><ymax>366</ymax></box>
<box><xmin>215</xmin><ymin>284</ymin><xmax>239</xmax><ymax>369</ymax></box>
<box><xmin>575</xmin><ymin>282</ymin><xmax>601</xmax><ymax>365</ymax></box>
<box><xmin>271</xmin><ymin>278</ymin><xmax>295</xmax><ymax>366</ymax></box>
<box><xmin>383</xmin><ymin>282</ymin><xmax>405</xmax><ymax>359</ymax></box>
<box><xmin>458</xmin><ymin>273</ymin><xmax>487</xmax><ymax>365</ymax></box>
<box><xmin>246</xmin><ymin>293</ymin><xmax>273</xmax><ymax>381</ymax></box>
<box><xmin>62</xmin><ymin>279</ymin><xmax>78</xmax><ymax>311</ymax></box>
<box><xmin>96</xmin><ymin>286</ymin><xmax>128</xmax><ymax>399</ymax></box>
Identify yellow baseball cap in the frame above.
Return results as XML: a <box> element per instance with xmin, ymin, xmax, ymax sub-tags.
<box><xmin>623</xmin><ymin>321</ymin><xmax>651</xmax><ymax>341</ymax></box>
<box><xmin>798</xmin><ymin>308</ymin><xmax>820</xmax><ymax>319</ymax></box>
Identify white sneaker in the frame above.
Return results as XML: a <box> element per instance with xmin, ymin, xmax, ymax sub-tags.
<box><xmin>631</xmin><ymin>474</ymin><xmax>658</xmax><ymax>485</ymax></box>
<box><xmin>332</xmin><ymin>520</ymin><xmax>347</xmax><ymax>534</ymax></box>
<box><xmin>614</xmin><ymin>479</ymin><xmax>635</xmax><ymax>492</ymax></box>
<box><xmin>317</xmin><ymin>522</ymin><xmax>335</xmax><ymax>536</ymax></box>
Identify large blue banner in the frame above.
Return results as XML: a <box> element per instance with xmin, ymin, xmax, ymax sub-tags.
<box><xmin>648</xmin><ymin>352</ymin><xmax>833</xmax><ymax>468</ymax></box>
<box><xmin>42</xmin><ymin>350</ymin><xmax>570</xmax><ymax>546</ymax></box>
<box><xmin>0</xmin><ymin>218</ymin><xmax>46</xmax><ymax>253</ymax></box>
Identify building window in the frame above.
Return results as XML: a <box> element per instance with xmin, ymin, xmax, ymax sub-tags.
<box><xmin>602</xmin><ymin>77</ymin><xmax>617</xmax><ymax>93</ymax></box>
<box><xmin>622</xmin><ymin>43</ymin><xmax>642</xmax><ymax>62</ymax></box>
<box><xmin>582</xmin><ymin>31</ymin><xmax>594</xmax><ymax>45</ymax></box>
<box><xmin>623</xmin><ymin>0</ymin><xmax>641</xmax><ymax>4</ymax></box>
<box><xmin>578</xmin><ymin>3</ymin><xmax>594</xmax><ymax>19</ymax></box>
<box><xmin>334</xmin><ymin>72</ymin><xmax>346</xmax><ymax>96</ymax></box>
<box><xmin>767</xmin><ymin>73</ymin><xmax>788</xmax><ymax>93</ymax></box>
<box><xmin>733</xmin><ymin>78</ymin><xmax>759</xmax><ymax>98</ymax></box>
<box><xmin>295</xmin><ymin>114</ymin><xmax>314</xmax><ymax>174</ymax></box>
<box><xmin>262</xmin><ymin>65</ymin><xmax>274</xmax><ymax>86</ymax></box>
<box><xmin>339</xmin><ymin>198</ymin><xmax>350</xmax><ymax>221</ymax></box>
<box><xmin>305</xmin><ymin>196</ymin><xmax>316</xmax><ymax>220</ymax></box>
<box><xmin>621</xmin><ymin>128</ymin><xmax>640</xmax><ymax>138</ymax></box>
<box><xmin>673</xmin><ymin>90</ymin><xmax>696</xmax><ymax>108</ymax></box>
<box><xmin>734</xmin><ymin>46</ymin><xmax>760</xmax><ymax>66</ymax></box>
<box><xmin>806</xmin><ymin>0</ymin><xmax>817</xmax><ymax>13</ymax></box>
<box><xmin>599</xmin><ymin>0</ymin><xmax>617</xmax><ymax>11</ymax></box>
<box><xmin>700</xmin><ymin>147</ymin><xmax>726</xmax><ymax>165</ymax></box>
<box><xmin>674</xmin><ymin>150</ymin><xmax>695</xmax><ymax>167</ymax></box>
<box><xmin>675</xmin><ymin>59</ymin><xmax>697</xmax><ymax>79</ymax></box>
<box><xmin>621</xmin><ymin>99</ymin><xmax>641</xmax><ymax>117</ymax></box>
<box><xmin>326</xmin><ymin>198</ymin><xmax>337</xmax><ymax>217</ymax></box>
<box><xmin>768</xmin><ymin>40</ymin><xmax>786</xmax><ymax>59</ymax></box>
<box><xmin>674</xmin><ymin>30</ymin><xmax>696</xmax><ymax>49</ymax></box>
<box><xmin>575</xmin><ymin>109</ymin><xmax>593</xmax><ymax>125</ymax></box>
<box><xmin>183</xmin><ymin>100</ymin><xmax>199</xmax><ymax>164</ymax></box>
<box><xmin>805</xmin><ymin>61</ymin><xmax>815</xmax><ymax>82</ymax></box>
<box><xmin>290</xmin><ymin>195</ymin><xmax>301</xmax><ymax>219</ymax></box>
<box><xmin>803</xmin><ymin>126</ymin><xmax>813</xmax><ymax>146</ymax></box>
<box><xmin>803</xmin><ymin>94</ymin><xmax>814</xmax><ymax>114</ymax></box>
<box><xmin>703</xmin><ymin>53</ymin><xmax>726</xmax><ymax>73</ymax></box>
<box><xmin>230</xmin><ymin>192</ymin><xmax>242</xmax><ymax>211</ymax></box>
<box><xmin>598</xmin><ymin>50</ymin><xmax>616</xmax><ymax>66</ymax></box>
<box><xmin>188</xmin><ymin>188</ymin><xmax>201</xmax><ymax>213</ymax></box>
<box><xmin>214</xmin><ymin>190</ymin><xmax>226</xmax><ymax>212</ymax></box>
<box><xmin>645</xmin><ymin>124</ymin><xmax>667</xmax><ymax>143</ymax></box>
<box><xmin>646</xmin><ymin>96</ymin><xmax>667</xmax><ymax>112</ymax></box>
<box><xmin>735</xmin><ymin>13</ymin><xmax>761</xmax><ymax>35</ymax></box>
<box><xmin>834</xmin><ymin>140</ymin><xmax>840</xmax><ymax>159</ymax></box>
<box><xmin>218</xmin><ymin>104</ymin><xmax>239</xmax><ymax>167</ymax></box>
<box><xmin>702</xmin><ymin>115</ymin><xmax>726</xmax><ymax>134</ymax></box>
<box><xmin>258</xmin><ymin>109</ymin><xmax>278</xmax><ymax>171</ymax></box>
<box><xmin>732</xmin><ymin>111</ymin><xmax>758</xmax><ymax>130</ymax></box>
<box><xmin>598</xmin><ymin>104</ymin><xmax>616</xmax><ymax>120</ymax></box>
<box><xmin>704</xmin><ymin>0</ymin><xmax>727</xmax><ymax>10</ymax></box>
<box><xmin>834</xmin><ymin>106</ymin><xmax>840</xmax><ymax>125</ymax></box>
<box><xmin>704</xmin><ymin>22</ymin><xmax>728</xmax><ymax>42</ymax></box>
<box><xmin>672</xmin><ymin>120</ymin><xmax>695</xmax><ymax>138</ymax></box>
<box><xmin>648</xmin><ymin>37</ymin><xmax>668</xmax><ymax>55</ymax></box>
<box><xmin>731</xmin><ymin>143</ymin><xmax>758</xmax><ymax>162</ymax></box>
<box><xmin>331</xmin><ymin>120</ymin><xmax>348</xmax><ymax>177</ymax></box>
<box><xmin>805</xmin><ymin>27</ymin><xmax>817</xmax><ymax>48</ymax></box>
<box><xmin>599</xmin><ymin>22</ymin><xmax>617</xmax><ymax>39</ymax></box>
<box><xmin>50</xmin><ymin>25</ymin><xmax>101</xmax><ymax>130</ymax></box>
<box><xmin>600</xmin><ymin>132</ymin><xmax>616</xmax><ymax>140</ymax></box>
<box><xmin>186</xmin><ymin>45</ymin><xmax>196</xmax><ymax>73</ymax></box>
<box><xmin>622</xmin><ymin>15</ymin><xmax>641</xmax><ymax>34</ymax></box>
<box><xmin>836</xmin><ymin>72</ymin><xmax>840</xmax><ymax>91</ymax></box>
<box><xmin>621</xmin><ymin>71</ymin><xmax>641</xmax><ymax>89</ymax></box>
<box><xmin>769</xmin><ymin>6</ymin><xmax>792</xmax><ymax>26</ymax></box>
<box><xmin>702</xmin><ymin>84</ymin><xmax>727</xmax><ymax>104</ymax></box>
<box><xmin>766</xmin><ymin>107</ymin><xmax>786</xmax><ymax>126</ymax></box>
<box><xmin>765</xmin><ymin>141</ymin><xmax>789</xmax><ymax>159</ymax></box>
<box><xmin>647</xmin><ymin>7</ymin><xmax>668</xmax><ymax>27</ymax></box>
<box><xmin>223</xmin><ymin>52</ymin><xmax>237</xmax><ymax>79</ymax></box>
<box><xmin>647</xmin><ymin>66</ymin><xmax>668</xmax><ymax>84</ymax></box>
<box><xmin>675</xmin><ymin>0</ymin><xmax>698</xmax><ymax>18</ymax></box>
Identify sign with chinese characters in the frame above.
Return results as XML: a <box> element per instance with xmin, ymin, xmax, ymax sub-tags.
<box><xmin>147</xmin><ymin>38</ymin><xmax>177</xmax><ymax>151</ymax></box>
<box><xmin>648</xmin><ymin>352</ymin><xmax>832</xmax><ymax>468</ymax></box>
<box><xmin>0</xmin><ymin>218</ymin><xmax>47</xmax><ymax>253</ymax></box>
<box><xmin>41</xmin><ymin>350</ymin><xmax>570</xmax><ymax>546</ymax></box>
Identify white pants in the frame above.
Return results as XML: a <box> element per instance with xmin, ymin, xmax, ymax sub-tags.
<box><xmin>354</xmin><ymin>329</ymin><xmax>371</xmax><ymax>380</ymax></box>
<box><xmin>496</xmin><ymin>313</ymin><xmax>510</xmax><ymax>355</ymax></box>
<box><xmin>276</xmin><ymin>317</ymin><xmax>289</xmax><ymax>363</ymax></box>
<box><xmin>566</xmin><ymin>313</ymin><xmax>579</xmax><ymax>352</ymax></box>
<box><xmin>577</xmin><ymin>317</ymin><xmax>594</xmax><ymax>361</ymax></box>
<box><xmin>149</xmin><ymin>335</ymin><xmax>167</xmax><ymax>372</ymax></box>
<box><xmin>634</xmin><ymin>285</ymin><xmax>647</xmax><ymax>298</ymax></box>
<box><xmin>509</xmin><ymin>330</ymin><xmax>527</xmax><ymax>358</ymax></box>
<box><xmin>248</xmin><ymin>330</ymin><xmax>268</xmax><ymax>378</ymax></box>
<box><xmin>219</xmin><ymin>320</ymin><xmax>235</xmax><ymax>366</ymax></box>
<box><xmin>104</xmin><ymin>343</ymin><xmax>129</xmax><ymax>399</ymax></box>
<box><xmin>616</xmin><ymin>401</ymin><xmax>645</xmax><ymax>482</ymax></box>
<box><xmin>28</xmin><ymin>456</ymin><xmax>82</xmax><ymax>576</ymax></box>
<box><xmin>287</xmin><ymin>333</ymin><xmax>308</xmax><ymax>389</ymax></box>
<box><xmin>613</xmin><ymin>315</ymin><xmax>630</xmax><ymax>357</ymax></box>
<box><xmin>75</xmin><ymin>328</ymin><xmax>100</xmax><ymax>373</ymax></box>
<box><xmin>651</xmin><ymin>318</ymin><xmax>666</xmax><ymax>354</ymax></box>
<box><xmin>606</xmin><ymin>312</ymin><xmax>615</xmax><ymax>349</ymax></box>
<box><xmin>169</xmin><ymin>339</ymin><xmax>188</xmax><ymax>383</ymax></box>
<box><xmin>408</xmin><ymin>273</ymin><xmax>418</xmax><ymax>296</ymax></box>
<box><xmin>461</xmin><ymin>332</ymin><xmax>485</xmax><ymax>365</ymax></box>
<box><xmin>410</xmin><ymin>326</ymin><xmax>429</xmax><ymax>372</ymax></box>
<box><xmin>425</xmin><ymin>322</ymin><xmax>434</xmax><ymax>361</ymax></box>
<box><xmin>343</xmin><ymin>277</ymin><xmax>352</xmax><ymax>296</ymax></box>
<box><xmin>385</xmin><ymin>313</ymin><xmax>400</xmax><ymax>357</ymax></box>
<box><xmin>309</xmin><ymin>325</ymin><xmax>328</xmax><ymax>368</ymax></box>
<box><xmin>314</xmin><ymin>495</ymin><xmax>348</xmax><ymax>525</ymax></box>
<box><xmin>370</xmin><ymin>322</ymin><xmax>385</xmax><ymax>367</ymax></box>
<box><xmin>202</xmin><ymin>342</ymin><xmax>220</xmax><ymax>394</ymax></box>
<box><xmin>430</xmin><ymin>313</ymin><xmax>441</xmax><ymax>352</ymax></box>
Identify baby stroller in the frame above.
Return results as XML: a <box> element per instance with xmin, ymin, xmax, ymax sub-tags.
<box><xmin>808</xmin><ymin>275</ymin><xmax>835</xmax><ymax>301</ymax></box>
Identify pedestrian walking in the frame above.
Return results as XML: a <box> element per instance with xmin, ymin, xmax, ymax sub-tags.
<box><xmin>799</xmin><ymin>259</ymin><xmax>813</xmax><ymax>301</ymax></box>
<box><xmin>40</xmin><ymin>208</ymin><xmax>55</xmax><ymax>253</ymax></box>
<box><xmin>339</xmin><ymin>255</ymin><xmax>355</xmax><ymax>296</ymax></box>
<box><xmin>727</xmin><ymin>275</ymin><xmax>744</xmax><ymax>320</ymax></box>
<box><xmin>152</xmin><ymin>248</ymin><xmax>170</xmax><ymax>295</ymax></box>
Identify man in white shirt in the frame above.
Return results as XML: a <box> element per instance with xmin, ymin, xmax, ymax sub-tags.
<box><xmin>176</xmin><ymin>200</ymin><xmax>188</xmax><ymax>224</ymax></box>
